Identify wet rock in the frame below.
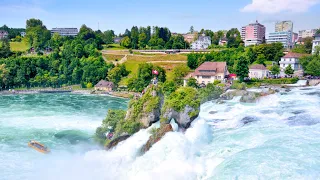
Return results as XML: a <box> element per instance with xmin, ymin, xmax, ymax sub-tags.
<box><xmin>162</xmin><ymin>105</ymin><xmax>199</xmax><ymax>129</ymax></box>
<box><xmin>241</xmin><ymin>116</ymin><xmax>258</xmax><ymax>125</ymax></box>
<box><xmin>209</xmin><ymin>111</ymin><xmax>218</xmax><ymax>115</ymax></box>
<box><xmin>291</xmin><ymin>110</ymin><xmax>305</xmax><ymax>115</ymax></box>
<box><xmin>106</xmin><ymin>135</ymin><xmax>131</xmax><ymax>150</ymax></box>
<box><xmin>141</xmin><ymin>124</ymin><xmax>173</xmax><ymax>153</ymax></box>
<box><xmin>287</xmin><ymin>115</ymin><xmax>320</xmax><ymax>126</ymax></box>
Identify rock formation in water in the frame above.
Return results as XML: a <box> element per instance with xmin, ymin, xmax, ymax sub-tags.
<box><xmin>106</xmin><ymin>134</ymin><xmax>131</xmax><ymax>150</ymax></box>
<box><xmin>220</xmin><ymin>89</ymin><xmax>276</xmax><ymax>103</ymax></box>
<box><xmin>141</xmin><ymin>124</ymin><xmax>173</xmax><ymax>153</ymax></box>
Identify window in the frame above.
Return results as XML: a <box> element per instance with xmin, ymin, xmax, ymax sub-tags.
<box><xmin>202</xmin><ymin>76</ymin><xmax>211</xmax><ymax>79</ymax></box>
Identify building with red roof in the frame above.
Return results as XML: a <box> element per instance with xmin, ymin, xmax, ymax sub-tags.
<box><xmin>184</xmin><ymin>62</ymin><xmax>228</xmax><ymax>86</ymax></box>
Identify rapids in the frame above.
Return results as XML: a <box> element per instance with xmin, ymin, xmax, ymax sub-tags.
<box><xmin>1</xmin><ymin>86</ymin><xmax>320</xmax><ymax>179</ymax></box>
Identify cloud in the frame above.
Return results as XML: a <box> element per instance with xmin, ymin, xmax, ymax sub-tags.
<box><xmin>241</xmin><ymin>0</ymin><xmax>320</xmax><ymax>14</ymax></box>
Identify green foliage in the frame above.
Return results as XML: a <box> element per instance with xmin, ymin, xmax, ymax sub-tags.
<box><xmin>247</xmin><ymin>78</ymin><xmax>299</xmax><ymax>85</ymax></box>
<box><xmin>235</xmin><ymin>56</ymin><xmax>249</xmax><ymax>82</ymax></box>
<box><xmin>162</xmin><ymin>81</ymin><xmax>177</xmax><ymax>96</ymax></box>
<box><xmin>213</xmin><ymin>80</ymin><xmax>221</xmax><ymax>85</ymax></box>
<box><xmin>187</xmin><ymin>77</ymin><xmax>198</xmax><ymax>88</ymax></box>
<box><xmin>256</xmin><ymin>54</ymin><xmax>266</xmax><ymax>65</ymax></box>
<box><xmin>115</xmin><ymin>120</ymin><xmax>141</xmax><ymax>135</ymax></box>
<box><xmin>25</xmin><ymin>19</ymin><xmax>51</xmax><ymax>50</ymax></box>
<box><xmin>95</xmin><ymin>109</ymin><xmax>126</xmax><ymax>144</ymax></box>
<box><xmin>198</xmin><ymin>83</ymin><xmax>223</xmax><ymax>103</ymax></box>
<box><xmin>230</xmin><ymin>82</ymin><xmax>247</xmax><ymax>90</ymax></box>
<box><xmin>306</xmin><ymin>58</ymin><xmax>320</xmax><ymax>76</ymax></box>
<box><xmin>162</xmin><ymin>87</ymin><xmax>200</xmax><ymax>113</ymax></box>
<box><xmin>103</xmin><ymin>30</ymin><xmax>115</xmax><ymax>44</ymax></box>
<box><xmin>86</xmin><ymin>82</ymin><xmax>93</xmax><ymax>88</ymax></box>
<box><xmin>0</xmin><ymin>39</ymin><xmax>11</xmax><ymax>58</ymax></box>
<box><xmin>172</xmin><ymin>64</ymin><xmax>190</xmax><ymax>85</ymax></box>
<box><xmin>270</xmin><ymin>64</ymin><xmax>280</xmax><ymax>75</ymax></box>
<box><xmin>127</xmin><ymin>63</ymin><xmax>166</xmax><ymax>92</ymax></box>
<box><xmin>107</xmin><ymin>64</ymin><xmax>129</xmax><ymax>86</ymax></box>
<box><xmin>285</xmin><ymin>65</ymin><xmax>294</xmax><ymax>75</ymax></box>
<box><xmin>120</xmin><ymin>36</ymin><xmax>131</xmax><ymax>48</ymax></box>
<box><xmin>226</xmin><ymin>28</ymin><xmax>242</xmax><ymax>48</ymax></box>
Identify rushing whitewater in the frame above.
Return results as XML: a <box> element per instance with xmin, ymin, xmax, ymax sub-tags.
<box><xmin>2</xmin><ymin>87</ymin><xmax>320</xmax><ymax>180</ymax></box>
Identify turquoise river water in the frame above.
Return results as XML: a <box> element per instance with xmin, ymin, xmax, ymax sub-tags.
<box><xmin>1</xmin><ymin>86</ymin><xmax>320</xmax><ymax>180</ymax></box>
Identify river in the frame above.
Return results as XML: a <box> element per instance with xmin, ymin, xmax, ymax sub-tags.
<box><xmin>1</xmin><ymin>86</ymin><xmax>320</xmax><ymax>179</ymax></box>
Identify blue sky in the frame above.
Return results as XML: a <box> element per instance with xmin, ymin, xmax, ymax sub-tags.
<box><xmin>0</xmin><ymin>0</ymin><xmax>319</xmax><ymax>34</ymax></box>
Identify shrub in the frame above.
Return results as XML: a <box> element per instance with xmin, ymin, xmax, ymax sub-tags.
<box><xmin>213</xmin><ymin>80</ymin><xmax>221</xmax><ymax>85</ymax></box>
<box><xmin>199</xmin><ymin>83</ymin><xmax>223</xmax><ymax>103</ymax></box>
<box><xmin>230</xmin><ymin>82</ymin><xmax>246</xmax><ymax>90</ymax></box>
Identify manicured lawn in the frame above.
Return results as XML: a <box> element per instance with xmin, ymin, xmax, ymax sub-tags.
<box><xmin>10</xmin><ymin>42</ymin><xmax>29</xmax><ymax>52</ymax></box>
<box><xmin>103</xmin><ymin>44</ymin><xmax>128</xmax><ymax>50</ymax></box>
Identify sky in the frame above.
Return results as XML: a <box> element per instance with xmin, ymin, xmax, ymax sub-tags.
<box><xmin>0</xmin><ymin>0</ymin><xmax>319</xmax><ymax>35</ymax></box>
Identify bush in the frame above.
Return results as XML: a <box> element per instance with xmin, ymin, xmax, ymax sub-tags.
<box><xmin>248</xmin><ymin>78</ymin><xmax>299</xmax><ymax>85</ymax></box>
<box><xmin>230</xmin><ymin>82</ymin><xmax>246</xmax><ymax>90</ymax></box>
<box><xmin>199</xmin><ymin>83</ymin><xmax>223</xmax><ymax>103</ymax></box>
<box><xmin>86</xmin><ymin>82</ymin><xmax>93</xmax><ymax>88</ymax></box>
<box><xmin>162</xmin><ymin>81</ymin><xmax>177</xmax><ymax>96</ymax></box>
<box><xmin>213</xmin><ymin>80</ymin><xmax>221</xmax><ymax>85</ymax></box>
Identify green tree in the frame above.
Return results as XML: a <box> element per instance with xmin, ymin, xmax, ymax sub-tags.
<box><xmin>270</xmin><ymin>64</ymin><xmax>280</xmax><ymax>75</ymax></box>
<box><xmin>316</xmin><ymin>29</ymin><xmax>320</xmax><ymax>35</ymax></box>
<box><xmin>246</xmin><ymin>47</ymin><xmax>257</xmax><ymax>64</ymax></box>
<box><xmin>226</xmin><ymin>28</ymin><xmax>242</xmax><ymax>48</ymax></box>
<box><xmin>138</xmin><ymin>33</ymin><xmax>147</xmax><ymax>49</ymax></box>
<box><xmin>304</xmin><ymin>37</ymin><xmax>314</xmax><ymax>54</ymax></box>
<box><xmin>172</xmin><ymin>64</ymin><xmax>190</xmax><ymax>85</ymax></box>
<box><xmin>120</xmin><ymin>36</ymin><xmax>131</xmax><ymax>48</ymax></box>
<box><xmin>162</xmin><ymin>81</ymin><xmax>177</xmax><ymax>96</ymax></box>
<box><xmin>305</xmin><ymin>58</ymin><xmax>320</xmax><ymax>76</ymax></box>
<box><xmin>0</xmin><ymin>39</ymin><xmax>11</xmax><ymax>58</ymax></box>
<box><xmin>187</xmin><ymin>53</ymin><xmax>198</xmax><ymax>69</ymax></box>
<box><xmin>256</xmin><ymin>54</ymin><xmax>266</xmax><ymax>65</ymax></box>
<box><xmin>235</xmin><ymin>56</ymin><xmax>249</xmax><ymax>82</ymax></box>
<box><xmin>130</xmin><ymin>26</ymin><xmax>139</xmax><ymax>49</ymax></box>
<box><xmin>107</xmin><ymin>64</ymin><xmax>129</xmax><ymax>86</ymax></box>
<box><xmin>103</xmin><ymin>30</ymin><xmax>115</xmax><ymax>44</ymax></box>
<box><xmin>187</xmin><ymin>77</ymin><xmax>198</xmax><ymax>88</ymax></box>
<box><xmin>25</xmin><ymin>19</ymin><xmax>51</xmax><ymax>49</ymax></box>
<box><xmin>285</xmin><ymin>64</ymin><xmax>294</xmax><ymax>76</ymax></box>
<box><xmin>189</xmin><ymin>26</ymin><xmax>194</xmax><ymax>33</ymax></box>
<box><xmin>0</xmin><ymin>64</ymin><xmax>8</xmax><ymax>87</ymax></box>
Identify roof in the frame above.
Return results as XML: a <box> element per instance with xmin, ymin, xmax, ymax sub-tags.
<box><xmin>249</xmin><ymin>64</ymin><xmax>267</xmax><ymax>70</ymax></box>
<box><xmin>283</xmin><ymin>52</ymin><xmax>308</xmax><ymax>58</ymax></box>
<box><xmin>193</xmin><ymin>62</ymin><xmax>227</xmax><ymax>76</ymax></box>
<box><xmin>198</xmin><ymin>36</ymin><xmax>211</xmax><ymax>41</ymax></box>
<box><xmin>95</xmin><ymin>80</ymin><xmax>114</xmax><ymax>88</ymax></box>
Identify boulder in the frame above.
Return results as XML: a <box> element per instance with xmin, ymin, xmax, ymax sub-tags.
<box><xmin>162</xmin><ymin>105</ymin><xmax>199</xmax><ymax>129</ymax></box>
<box><xmin>106</xmin><ymin>134</ymin><xmax>131</xmax><ymax>150</ymax></box>
<box><xmin>141</xmin><ymin>124</ymin><xmax>173</xmax><ymax>153</ymax></box>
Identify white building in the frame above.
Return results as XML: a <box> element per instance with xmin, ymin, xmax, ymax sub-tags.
<box><xmin>249</xmin><ymin>64</ymin><xmax>269</xmax><ymax>79</ymax></box>
<box><xmin>0</xmin><ymin>30</ymin><xmax>8</xmax><ymax>39</ymax></box>
<box><xmin>20</xmin><ymin>32</ymin><xmax>26</xmax><ymax>37</ymax></box>
<box><xmin>51</xmin><ymin>28</ymin><xmax>78</xmax><ymax>37</ymax></box>
<box><xmin>267</xmin><ymin>31</ymin><xmax>293</xmax><ymax>49</ymax></box>
<box><xmin>191</xmin><ymin>34</ymin><xmax>211</xmax><ymax>50</ymax></box>
<box><xmin>312</xmin><ymin>34</ymin><xmax>320</xmax><ymax>55</ymax></box>
<box><xmin>279</xmin><ymin>52</ymin><xmax>305</xmax><ymax>76</ymax></box>
<box><xmin>184</xmin><ymin>62</ymin><xmax>228</xmax><ymax>86</ymax></box>
<box><xmin>299</xmin><ymin>29</ymin><xmax>317</xmax><ymax>39</ymax></box>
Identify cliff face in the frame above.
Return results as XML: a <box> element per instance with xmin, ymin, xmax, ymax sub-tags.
<box><xmin>141</xmin><ymin>124</ymin><xmax>173</xmax><ymax>153</ymax></box>
<box><xmin>161</xmin><ymin>105</ymin><xmax>199</xmax><ymax>129</ymax></box>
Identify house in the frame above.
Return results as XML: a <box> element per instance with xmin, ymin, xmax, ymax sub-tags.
<box><xmin>219</xmin><ymin>37</ymin><xmax>228</xmax><ymax>46</ymax></box>
<box><xmin>249</xmin><ymin>64</ymin><xmax>269</xmax><ymax>79</ymax></box>
<box><xmin>184</xmin><ymin>62</ymin><xmax>228</xmax><ymax>86</ymax></box>
<box><xmin>51</xmin><ymin>28</ymin><xmax>78</xmax><ymax>37</ymax></box>
<box><xmin>191</xmin><ymin>34</ymin><xmax>211</xmax><ymax>50</ymax></box>
<box><xmin>20</xmin><ymin>32</ymin><xmax>26</xmax><ymax>37</ymax></box>
<box><xmin>279</xmin><ymin>52</ymin><xmax>307</xmax><ymax>76</ymax></box>
<box><xmin>312</xmin><ymin>34</ymin><xmax>320</xmax><ymax>54</ymax></box>
<box><xmin>0</xmin><ymin>30</ymin><xmax>8</xmax><ymax>39</ymax></box>
<box><xmin>113</xmin><ymin>37</ymin><xmax>123</xmax><ymax>44</ymax></box>
<box><xmin>94</xmin><ymin>80</ymin><xmax>114</xmax><ymax>92</ymax></box>
<box><xmin>183</xmin><ymin>32</ymin><xmax>197</xmax><ymax>43</ymax></box>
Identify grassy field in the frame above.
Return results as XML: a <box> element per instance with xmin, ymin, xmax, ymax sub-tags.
<box><xmin>10</xmin><ymin>42</ymin><xmax>29</xmax><ymax>52</ymax></box>
<box><xmin>126</xmin><ymin>54</ymin><xmax>187</xmax><ymax>62</ymax></box>
<box><xmin>103</xmin><ymin>44</ymin><xmax>128</xmax><ymax>50</ymax></box>
<box><xmin>103</xmin><ymin>54</ymin><xmax>125</xmax><ymax>61</ymax></box>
